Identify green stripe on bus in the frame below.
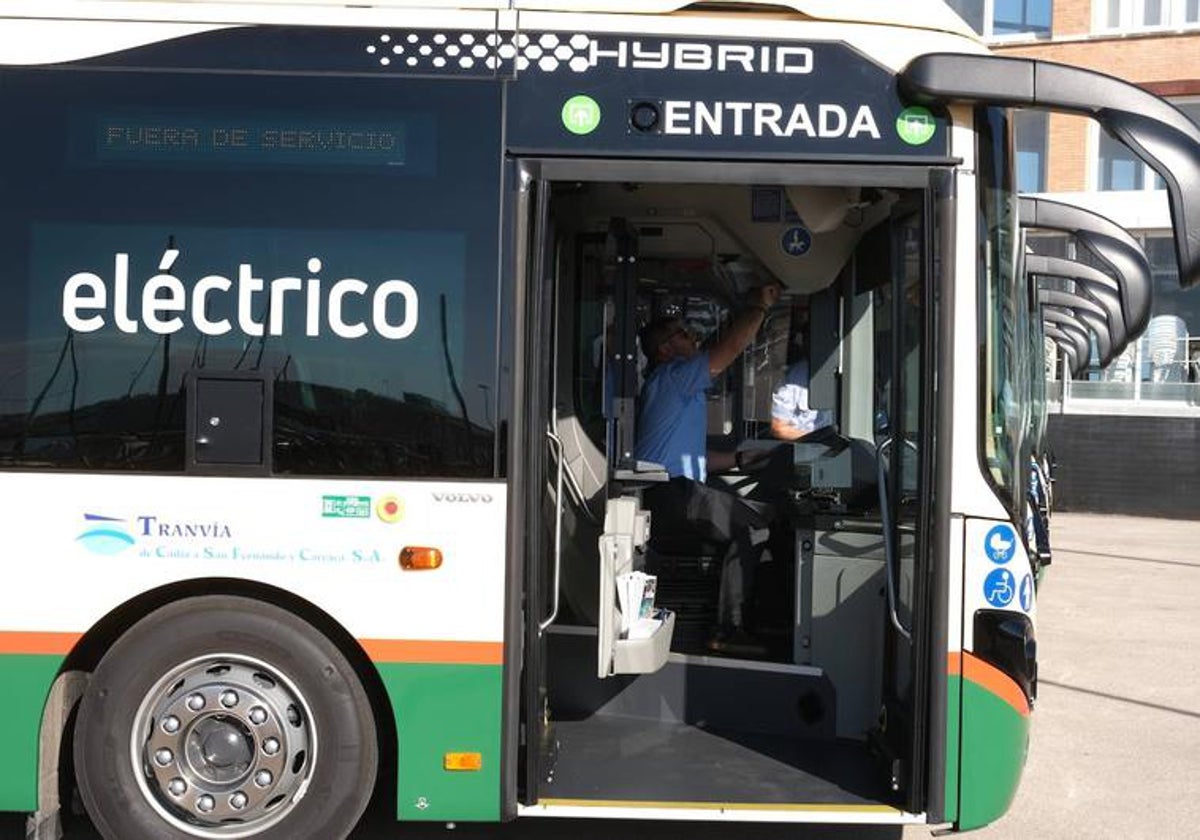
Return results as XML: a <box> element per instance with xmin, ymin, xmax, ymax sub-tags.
<box><xmin>374</xmin><ymin>662</ymin><xmax>503</xmax><ymax>822</ymax></box>
<box><xmin>944</xmin><ymin>673</ymin><xmax>961</xmax><ymax>824</ymax></box>
<box><xmin>0</xmin><ymin>654</ymin><xmax>63</xmax><ymax>810</ymax></box>
<box><xmin>956</xmin><ymin>675</ymin><xmax>1030</xmax><ymax>830</ymax></box>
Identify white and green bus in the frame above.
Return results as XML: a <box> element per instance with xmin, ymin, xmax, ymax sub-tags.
<box><xmin>1019</xmin><ymin>196</ymin><xmax>1156</xmax><ymax>571</ymax></box>
<box><xmin>3</xmin><ymin>2</ymin><xmax>1199</xmax><ymax>839</ymax></box>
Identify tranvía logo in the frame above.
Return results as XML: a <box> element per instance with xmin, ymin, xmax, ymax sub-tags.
<box><xmin>77</xmin><ymin>513</ymin><xmax>136</xmax><ymax>555</ymax></box>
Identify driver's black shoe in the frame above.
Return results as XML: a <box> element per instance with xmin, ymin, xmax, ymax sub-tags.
<box><xmin>707</xmin><ymin>627</ymin><xmax>768</xmax><ymax>658</ymax></box>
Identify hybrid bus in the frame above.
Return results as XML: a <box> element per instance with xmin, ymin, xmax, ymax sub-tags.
<box><xmin>2</xmin><ymin>2</ymin><xmax>1199</xmax><ymax>839</ymax></box>
<box><xmin>1019</xmin><ymin>196</ymin><xmax>1156</xmax><ymax>573</ymax></box>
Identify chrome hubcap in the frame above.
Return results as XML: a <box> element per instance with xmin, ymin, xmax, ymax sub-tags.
<box><xmin>132</xmin><ymin>656</ymin><xmax>316</xmax><ymax>838</ymax></box>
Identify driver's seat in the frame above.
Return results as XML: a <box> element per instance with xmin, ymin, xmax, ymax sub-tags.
<box><xmin>641</xmin><ymin>479</ymin><xmax>774</xmax><ymax>654</ymax></box>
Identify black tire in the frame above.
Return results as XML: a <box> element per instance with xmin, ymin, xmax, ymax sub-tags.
<box><xmin>74</xmin><ymin>595</ymin><xmax>377</xmax><ymax>840</ymax></box>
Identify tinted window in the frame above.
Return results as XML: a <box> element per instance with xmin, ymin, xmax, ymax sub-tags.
<box><xmin>978</xmin><ymin>107</ymin><xmax>1025</xmax><ymax>513</ymax></box>
<box><xmin>0</xmin><ymin>69</ymin><xmax>501</xmax><ymax>477</ymax></box>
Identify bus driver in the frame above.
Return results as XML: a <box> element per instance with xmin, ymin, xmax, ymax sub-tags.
<box><xmin>634</xmin><ymin>282</ymin><xmax>781</xmax><ymax>655</ymax></box>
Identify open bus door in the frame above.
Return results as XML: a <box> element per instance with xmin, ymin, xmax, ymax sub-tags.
<box><xmin>517</xmin><ymin>173</ymin><xmax>677</xmax><ymax>811</ymax></box>
<box><xmin>515</xmin><ymin>165</ymin><xmax>556</xmax><ymax>809</ymax></box>
<box><xmin>860</xmin><ymin>175</ymin><xmax>950</xmax><ymax>814</ymax></box>
<box><xmin>514</xmin><ymin>161</ymin><xmax>948</xmax><ymax>821</ymax></box>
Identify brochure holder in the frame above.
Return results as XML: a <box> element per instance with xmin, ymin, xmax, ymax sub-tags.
<box><xmin>597</xmin><ymin>496</ymin><xmax>675</xmax><ymax>677</ymax></box>
<box><xmin>613</xmin><ymin>609</ymin><xmax>676</xmax><ymax>674</ymax></box>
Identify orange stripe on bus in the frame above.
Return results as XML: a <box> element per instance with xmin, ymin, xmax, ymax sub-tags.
<box><xmin>359</xmin><ymin>638</ymin><xmax>503</xmax><ymax>665</ymax></box>
<box><xmin>0</xmin><ymin>632</ymin><xmax>500</xmax><ymax>665</ymax></box>
<box><xmin>948</xmin><ymin>650</ymin><xmax>1031</xmax><ymax>717</ymax></box>
<box><xmin>0</xmin><ymin>631</ymin><xmax>81</xmax><ymax>656</ymax></box>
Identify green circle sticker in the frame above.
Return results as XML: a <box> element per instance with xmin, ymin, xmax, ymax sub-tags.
<box><xmin>896</xmin><ymin>106</ymin><xmax>937</xmax><ymax>146</ymax></box>
<box><xmin>561</xmin><ymin>95</ymin><xmax>601</xmax><ymax>135</ymax></box>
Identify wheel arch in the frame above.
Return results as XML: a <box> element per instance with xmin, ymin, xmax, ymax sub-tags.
<box><xmin>34</xmin><ymin>579</ymin><xmax>397</xmax><ymax>835</ymax></box>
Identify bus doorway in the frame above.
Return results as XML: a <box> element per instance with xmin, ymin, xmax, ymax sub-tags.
<box><xmin>519</xmin><ymin>163</ymin><xmax>940</xmax><ymax>822</ymax></box>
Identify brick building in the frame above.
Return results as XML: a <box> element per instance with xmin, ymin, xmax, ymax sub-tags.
<box><xmin>950</xmin><ymin>0</ymin><xmax>1200</xmax><ymax>517</ymax></box>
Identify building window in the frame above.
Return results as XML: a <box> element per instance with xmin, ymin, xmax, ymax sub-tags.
<box><xmin>1096</xmin><ymin>0</ymin><xmax>1200</xmax><ymax>31</ymax></box>
<box><xmin>1138</xmin><ymin>235</ymin><xmax>1200</xmax><ymax>383</ymax></box>
<box><xmin>1097</xmin><ymin>130</ymin><xmax>1146</xmax><ymax>190</ymax></box>
<box><xmin>1175</xmin><ymin>99</ymin><xmax>1200</xmax><ymax>127</ymax></box>
<box><xmin>1015</xmin><ymin>111</ymin><xmax>1048</xmax><ymax>192</ymax></box>
<box><xmin>993</xmin><ymin>0</ymin><xmax>1052</xmax><ymax>34</ymax></box>
<box><xmin>946</xmin><ymin>0</ymin><xmax>1052</xmax><ymax>37</ymax></box>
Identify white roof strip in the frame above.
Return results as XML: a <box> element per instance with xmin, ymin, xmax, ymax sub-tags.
<box><xmin>1</xmin><ymin>1</ymin><xmax>977</xmax><ymax>39</ymax></box>
<box><xmin>516</xmin><ymin>1</ymin><xmax>976</xmax><ymax>38</ymax></box>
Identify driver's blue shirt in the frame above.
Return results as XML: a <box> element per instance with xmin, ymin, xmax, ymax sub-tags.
<box><xmin>635</xmin><ymin>352</ymin><xmax>712</xmax><ymax>481</ymax></box>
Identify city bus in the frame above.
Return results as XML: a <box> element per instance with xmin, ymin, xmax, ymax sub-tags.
<box><xmin>1019</xmin><ymin>196</ymin><xmax>1155</xmax><ymax>570</ymax></box>
<box><xmin>3</xmin><ymin>2</ymin><xmax>1200</xmax><ymax>839</ymax></box>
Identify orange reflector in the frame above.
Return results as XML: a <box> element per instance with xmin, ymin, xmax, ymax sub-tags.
<box><xmin>399</xmin><ymin>546</ymin><xmax>443</xmax><ymax>570</ymax></box>
<box><xmin>443</xmin><ymin>752</ymin><xmax>483</xmax><ymax>772</ymax></box>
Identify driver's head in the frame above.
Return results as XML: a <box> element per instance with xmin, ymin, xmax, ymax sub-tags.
<box><xmin>641</xmin><ymin>317</ymin><xmax>698</xmax><ymax>364</ymax></box>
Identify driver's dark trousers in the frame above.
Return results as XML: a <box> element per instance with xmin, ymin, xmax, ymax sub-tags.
<box><xmin>641</xmin><ymin>477</ymin><xmax>769</xmax><ymax>631</ymax></box>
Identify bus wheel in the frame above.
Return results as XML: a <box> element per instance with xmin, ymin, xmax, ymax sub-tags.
<box><xmin>73</xmin><ymin>595</ymin><xmax>377</xmax><ymax>840</ymax></box>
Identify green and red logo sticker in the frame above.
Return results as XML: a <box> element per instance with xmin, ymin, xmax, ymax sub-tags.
<box><xmin>321</xmin><ymin>494</ymin><xmax>404</xmax><ymax>522</ymax></box>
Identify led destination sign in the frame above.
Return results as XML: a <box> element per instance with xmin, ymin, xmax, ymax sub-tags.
<box><xmin>94</xmin><ymin>112</ymin><xmax>408</xmax><ymax>167</ymax></box>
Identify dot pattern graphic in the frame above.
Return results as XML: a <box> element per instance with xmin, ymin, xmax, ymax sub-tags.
<box><xmin>363</xmin><ymin>30</ymin><xmax>599</xmax><ymax>73</ymax></box>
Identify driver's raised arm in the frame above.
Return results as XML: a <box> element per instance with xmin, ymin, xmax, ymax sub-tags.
<box><xmin>707</xmin><ymin>283</ymin><xmax>782</xmax><ymax>377</ymax></box>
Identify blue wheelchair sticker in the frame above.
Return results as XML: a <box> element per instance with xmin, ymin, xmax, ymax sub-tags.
<box><xmin>1019</xmin><ymin>573</ymin><xmax>1034</xmax><ymax>612</ymax></box>
<box><xmin>984</xmin><ymin>524</ymin><xmax>1017</xmax><ymax>564</ymax></box>
<box><xmin>984</xmin><ymin>568</ymin><xmax>1016</xmax><ymax>607</ymax></box>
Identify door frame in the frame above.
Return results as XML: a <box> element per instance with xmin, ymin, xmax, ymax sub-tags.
<box><xmin>504</xmin><ymin>157</ymin><xmax>953</xmax><ymax>815</ymax></box>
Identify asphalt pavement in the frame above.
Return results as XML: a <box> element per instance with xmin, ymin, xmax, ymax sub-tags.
<box><xmin>7</xmin><ymin>512</ymin><xmax>1198</xmax><ymax>840</ymax></box>
<box><xmin>903</xmin><ymin>512</ymin><xmax>1200</xmax><ymax>840</ymax></box>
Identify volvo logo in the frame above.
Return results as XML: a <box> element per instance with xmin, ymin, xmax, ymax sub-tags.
<box><xmin>432</xmin><ymin>492</ymin><xmax>494</xmax><ymax>504</ymax></box>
